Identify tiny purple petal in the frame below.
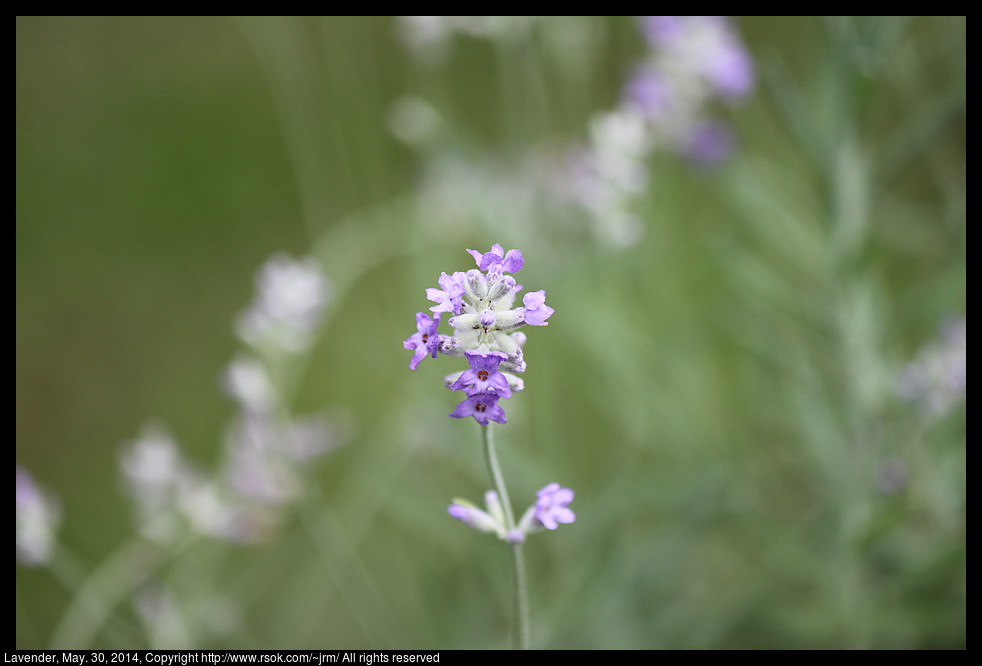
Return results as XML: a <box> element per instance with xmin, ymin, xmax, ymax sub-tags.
<box><xmin>467</xmin><ymin>244</ymin><xmax>524</xmax><ymax>274</ymax></box>
<box><xmin>522</xmin><ymin>290</ymin><xmax>554</xmax><ymax>326</ymax></box>
<box><xmin>501</xmin><ymin>249</ymin><xmax>524</xmax><ymax>274</ymax></box>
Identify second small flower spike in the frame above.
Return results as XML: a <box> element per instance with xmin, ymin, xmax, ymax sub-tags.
<box><xmin>534</xmin><ymin>483</ymin><xmax>576</xmax><ymax>530</ymax></box>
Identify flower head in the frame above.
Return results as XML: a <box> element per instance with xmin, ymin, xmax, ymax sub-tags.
<box><xmin>405</xmin><ymin>244</ymin><xmax>552</xmax><ymax>424</ymax></box>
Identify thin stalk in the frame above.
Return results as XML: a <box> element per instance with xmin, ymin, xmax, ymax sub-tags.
<box><xmin>481</xmin><ymin>423</ymin><xmax>530</xmax><ymax>650</ymax></box>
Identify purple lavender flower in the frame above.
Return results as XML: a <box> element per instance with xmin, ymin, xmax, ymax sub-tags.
<box><xmin>640</xmin><ymin>15</ymin><xmax>685</xmax><ymax>46</ymax></box>
<box><xmin>449</xmin><ymin>391</ymin><xmax>507</xmax><ymax>426</ymax></box>
<box><xmin>451</xmin><ymin>350</ymin><xmax>512</xmax><ymax>397</ymax></box>
<box><xmin>466</xmin><ymin>244</ymin><xmax>524</xmax><ymax>274</ymax></box>
<box><xmin>426</xmin><ymin>271</ymin><xmax>466</xmax><ymax>314</ymax></box>
<box><xmin>702</xmin><ymin>31</ymin><xmax>755</xmax><ymax>101</ymax></box>
<box><xmin>683</xmin><ymin>121</ymin><xmax>736</xmax><ymax>167</ymax></box>
<box><xmin>403</xmin><ymin>312</ymin><xmax>442</xmax><ymax>370</ymax></box>
<box><xmin>521</xmin><ymin>290</ymin><xmax>554</xmax><ymax>326</ymax></box>
<box><xmin>623</xmin><ymin>65</ymin><xmax>673</xmax><ymax>120</ymax></box>
<box><xmin>534</xmin><ymin>483</ymin><xmax>575</xmax><ymax>530</ymax></box>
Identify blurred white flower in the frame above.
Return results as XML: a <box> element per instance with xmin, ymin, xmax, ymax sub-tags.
<box><xmin>16</xmin><ymin>465</ymin><xmax>61</xmax><ymax>566</ymax></box>
<box><xmin>221</xmin><ymin>355</ymin><xmax>275</xmax><ymax>416</ymax></box>
<box><xmin>236</xmin><ymin>253</ymin><xmax>332</xmax><ymax>353</ymax></box>
<box><xmin>897</xmin><ymin>315</ymin><xmax>966</xmax><ymax>417</ymax></box>
<box><xmin>120</xmin><ymin>422</ymin><xmax>196</xmax><ymax>542</ymax></box>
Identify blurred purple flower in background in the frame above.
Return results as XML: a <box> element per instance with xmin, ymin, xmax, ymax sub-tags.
<box><xmin>897</xmin><ymin>315</ymin><xmax>966</xmax><ymax>418</ymax></box>
<box><xmin>554</xmin><ymin>16</ymin><xmax>755</xmax><ymax>247</ymax></box>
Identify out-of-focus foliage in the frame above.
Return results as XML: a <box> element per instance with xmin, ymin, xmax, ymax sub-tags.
<box><xmin>16</xmin><ymin>16</ymin><xmax>964</xmax><ymax>649</ymax></box>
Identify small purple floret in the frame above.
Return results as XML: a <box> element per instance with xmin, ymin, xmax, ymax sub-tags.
<box><xmin>403</xmin><ymin>312</ymin><xmax>441</xmax><ymax>370</ymax></box>
<box><xmin>466</xmin><ymin>244</ymin><xmax>524</xmax><ymax>274</ymax></box>
<box><xmin>451</xmin><ymin>350</ymin><xmax>512</xmax><ymax>398</ymax></box>
<box><xmin>426</xmin><ymin>272</ymin><xmax>466</xmax><ymax>315</ymax></box>
<box><xmin>522</xmin><ymin>290</ymin><xmax>554</xmax><ymax>326</ymax></box>
<box><xmin>449</xmin><ymin>391</ymin><xmax>507</xmax><ymax>426</ymax></box>
<box><xmin>534</xmin><ymin>483</ymin><xmax>575</xmax><ymax>530</ymax></box>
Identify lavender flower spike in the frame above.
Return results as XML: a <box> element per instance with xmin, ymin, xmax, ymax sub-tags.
<box><xmin>522</xmin><ymin>290</ymin><xmax>554</xmax><ymax>326</ymax></box>
<box><xmin>449</xmin><ymin>391</ymin><xmax>507</xmax><ymax>426</ymax></box>
<box><xmin>534</xmin><ymin>483</ymin><xmax>575</xmax><ymax>530</ymax></box>
<box><xmin>403</xmin><ymin>312</ymin><xmax>441</xmax><ymax>370</ymax></box>
<box><xmin>451</xmin><ymin>351</ymin><xmax>512</xmax><ymax>398</ymax></box>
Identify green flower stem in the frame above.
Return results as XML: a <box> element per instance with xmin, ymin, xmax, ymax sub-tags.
<box><xmin>481</xmin><ymin>423</ymin><xmax>530</xmax><ymax>650</ymax></box>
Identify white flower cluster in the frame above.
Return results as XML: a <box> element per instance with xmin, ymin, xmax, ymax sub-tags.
<box><xmin>236</xmin><ymin>253</ymin><xmax>332</xmax><ymax>353</ymax></box>
<box><xmin>16</xmin><ymin>465</ymin><xmax>61</xmax><ymax>566</ymax></box>
<box><xmin>897</xmin><ymin>316</ymin><xmax>966</xmax><ymax>418</ymax></box>
<box><xmin>121</xmin><ymin>253</ymin><xmax>341</xmax><ymax>544</ymax></box>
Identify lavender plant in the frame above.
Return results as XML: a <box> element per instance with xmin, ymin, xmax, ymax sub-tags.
<box><xmin>404</xmin><ymin>243</ymin><xmax>572</xmax><ymax>649</ymax></box>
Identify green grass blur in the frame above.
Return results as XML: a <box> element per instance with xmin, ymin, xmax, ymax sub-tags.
<box><xmin>16</xmin><ymin>16</ymin><xmax>965</xmax><ymax>649</ymax></box>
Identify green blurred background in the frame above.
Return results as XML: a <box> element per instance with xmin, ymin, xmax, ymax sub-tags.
<box><xmin>16</xmin><ymin>16</ymin><xmax>965</xmax><ymax>649</ymax></box>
